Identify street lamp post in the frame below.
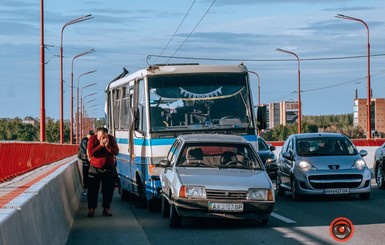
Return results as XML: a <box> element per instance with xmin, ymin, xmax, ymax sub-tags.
<box><xmin>248</xmin><ymin>71</ymin><xmax>261</xmax><ymax>136</ymax></box>
<box><xmin>76</xmin><ymin>71</ymin><xmax>97</xmax><ymax>143</ymax></box>
<box><xmin>40</xmin><ymin>0</ymin><xmax>46</xmax><ymax>142</ymax></box>
<box><xmin>248</xmin><ymin>71</ymin><xmax>260</xmax><ymax>106</ymax></box>
<box><xmin>276</xmin><ymin>48</ymin><xmax>302</xmax><ymax>134</ymax></box>
<box><xmin>84</xmin><ymin>103</ymin><xmax>97</xmax><ymax>134</ymax></box>
<box><xmin>70</xmin><ymin>49</ymin><xmax>95</xmax><ymax>144</ymax></box>
<box><xmin>335</xmin><ymin>14</ymin><xmax>371</xmax><ymax>139</ymax></box>
<box><xmin>59</xmin><ymin>14</ymin><xmax>93</xmax><ymax>144</ymax></box>
<box><xmin>81</xmin><ymin>90</ymin><xmax>97</xmax><ymax>138</ymax></box>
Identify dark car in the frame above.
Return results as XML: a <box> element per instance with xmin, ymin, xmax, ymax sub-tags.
<box><xmin>374</xmin><ymin>142</ymin><xmax>385</xmax><ymax>189</ymax></box>
<box><xmin>276</xmin><ymin>133</ymin><xmax>371</xmax><ymax>200</ymax></box>
<box><xmin>257</xmin><ymin>137</ymin><xmax>278</xmax><ymax>178</ymax></box>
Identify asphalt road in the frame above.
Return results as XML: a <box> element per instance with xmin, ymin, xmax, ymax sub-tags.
<box><xmin>67</xmin><ymin>180</ymin><xmax>385</xmax><ymax>245</ymax></box>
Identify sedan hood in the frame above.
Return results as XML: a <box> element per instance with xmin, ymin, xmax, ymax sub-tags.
<box><xmin>176</xmin><ymin>168</ymin><xmax>272</xmax><ymax>190</ymax></box>
<box><xmin>299</xmin><ymin>155</ymin><xmax>362</xmax><ymax>170</ymax></box>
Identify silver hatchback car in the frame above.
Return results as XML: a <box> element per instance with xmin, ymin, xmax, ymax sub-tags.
<box><xmin>158</xmin><ymin>134</ymin><xmax>275</xmax><ymax>227</ymax></box>
<box><xmin>276</xmin><ymin>133</ymin><xmax>371</xmax><ymax>200</ymax></box>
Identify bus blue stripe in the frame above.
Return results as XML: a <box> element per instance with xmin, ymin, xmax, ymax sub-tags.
<box><xmin>116</xmin><ymin>137</ymin><xmax>176</xmax><ymax>146</ymax></box>
<box><xmin>116</xmin><ymin>134</ymin><xmax>257</xmax><ymax>146</ymax></box>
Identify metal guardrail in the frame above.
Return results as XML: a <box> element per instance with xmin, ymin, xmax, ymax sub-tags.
<box><xmin>0</xmin><ymin>142</ymin><xmax>78</xmax><ymax>182</ymax></box>
<box><xmin>267</xmin><ymin>138</ymin><xmax>385</xmax><ymax>147</ymax></box>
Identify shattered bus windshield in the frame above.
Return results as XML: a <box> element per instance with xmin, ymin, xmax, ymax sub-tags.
<box><xmin>148</xmin><ymin>72</ymin><xmax>253</xmax><ymax>132</ymax></box>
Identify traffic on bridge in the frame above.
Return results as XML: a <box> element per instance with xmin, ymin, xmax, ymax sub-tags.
<box><xmin>2</xmin><ymin>1</ymin><xmax>385</xmax><ymax>245</ymax></box>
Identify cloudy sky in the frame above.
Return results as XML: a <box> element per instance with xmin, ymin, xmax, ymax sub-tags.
<box><xmin>1</xmin><ymin>0</ymin><xmax>385</xmax><ymax>119</ymax></box>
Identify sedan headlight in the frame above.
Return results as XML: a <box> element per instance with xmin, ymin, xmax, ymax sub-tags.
<box><xmin>247</xmin><ymin>189</ymin><xmax>274</xmax><ymax>201</ymax></box>
<box><xmin>267</xmin><ymin>154</ymin><xmax>277</xmax><ymax>163</ymax></box>
<box><xmin>179</xmin><ymin>185</ymin><xmax>207</xmax><ymax>198</ymax></box>
<box><xmin>298</xmin><ymin>161</ymin><xmax>316</xmax><ymax>171</ymax></box>
<box><xmin>352</xmin><ymin>159</ymin><xmax>367</xmax><ymax>170</ymax></box>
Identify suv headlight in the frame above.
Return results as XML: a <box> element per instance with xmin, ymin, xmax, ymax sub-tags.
<box><xmin>352</xmin><ymin>159</ymin><xmax>366</xmax><ymax>170</ymax></box>
<box><xmin>298</xmin><ymin>161</ymin><xmax>317</xmax><ymax>171</ymax></box>
<box><xmin>247</xmin><ymin>189</ymin><xmax>274</xmax><ymax>201</ymax></box>
<box><xmin>179</xmin><ymin>185</ymin><xmax>206</xmax><ymax>198</ymax></box>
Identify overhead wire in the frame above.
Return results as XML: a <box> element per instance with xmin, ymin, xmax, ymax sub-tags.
<box><xmin>153</xmin><ymin>0</ymin><xmax>197</xmax><ymax>64</ymax></box>
<box><xmin>166</xmin><ymin>0</ymin><xmax>217</xmax><ymax>63</ymax></box>
<box><xmin>149</xmin><ymin>53</ymin><xmax>385</xmax><ymax>62</ymax></box>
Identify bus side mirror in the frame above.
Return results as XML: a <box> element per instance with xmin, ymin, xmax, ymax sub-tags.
<box><xmin>256</xmin><ymin>106</ymin><xmax>267</xmax><ymax>130</ymax></box>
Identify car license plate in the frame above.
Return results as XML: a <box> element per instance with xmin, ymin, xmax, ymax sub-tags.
<box><xmin>208</xmin><ymin>202</ymin><xmax>244</xmax><ymax>212</ymax></box>
<box><xmin>324</xmin><ymin>188</ymin><xmax>349</xmax><ymax>194</ymax></box>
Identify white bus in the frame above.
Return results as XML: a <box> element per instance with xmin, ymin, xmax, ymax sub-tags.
<box><xmin>105</xmin><ymin>63</ymin><xmax>259</xmax><ymax>210</ymax></box>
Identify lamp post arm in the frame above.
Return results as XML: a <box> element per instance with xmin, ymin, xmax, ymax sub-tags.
<box><xmin>336</xmin><ymin>13</ymin><xmax>371</xmax><ymax>138</ymax></box>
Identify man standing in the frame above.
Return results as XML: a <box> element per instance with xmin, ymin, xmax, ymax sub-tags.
<box><xmin>78</xmin><ymin>130</ymin><xmax>94</xmax><ymax>191</ymax></box>
<box><xmin>87</xmin><ymin>127</ymin><xmax>119</xmax><ymax>217</ymax></box>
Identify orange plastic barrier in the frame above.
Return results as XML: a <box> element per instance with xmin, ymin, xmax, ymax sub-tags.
<box><xmin>0</xmin><ymin>142</ymin><xmax>78</xmax><ymax>183</ymax></box>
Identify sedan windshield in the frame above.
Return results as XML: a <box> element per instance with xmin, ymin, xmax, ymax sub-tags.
<box><xmin>296</xmin><ymin>137</ymin><xmax>357</xmax><ymax>156</ymax></box>
<box><xmin>176</xmin><ymin>143</ymin><xmax>263</xmax><ymax>170</ymax></box>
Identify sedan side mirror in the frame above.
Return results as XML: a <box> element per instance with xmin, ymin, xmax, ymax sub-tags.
<box><xmin>282</xmin><ymin>151</ymin><xmax>293</xmax><ymax>161</ymax></box>
<box><xmin>269</xmin><ymin>145</ymin><xmax>276</xmax><ymax>151</ymax></box>
<box><xmin>157</xmin><ymin>159</ymin><xmax>171</xmax><ymax>168</ymax></box>
<box><xmin>359</xmin><ymin>150</ymin><xmax>368</xmax><ymax>157</ymax></box>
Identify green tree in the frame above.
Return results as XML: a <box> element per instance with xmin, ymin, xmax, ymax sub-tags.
<box><xmin>262</xmin><ymin>113</ymin><xmax>362</xmax><ymax>141</ymax></box>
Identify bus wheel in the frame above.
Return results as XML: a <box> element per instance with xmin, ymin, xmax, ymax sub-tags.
<box><xmin>120</xmin><ymin>188</ymin><xmax>131</xmax><ymax>201</ymax></box>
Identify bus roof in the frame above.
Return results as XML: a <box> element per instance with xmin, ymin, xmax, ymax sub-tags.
<box><xmin>106</xmin><ymin>63</ymin><xmax>248</xmax><ymax>90</ymax></box>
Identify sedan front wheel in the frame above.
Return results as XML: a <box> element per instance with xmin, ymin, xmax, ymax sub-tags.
<box><xmin>169</xmin><ymin>203</ymin><xmax>182</xmax><ymax>228</ymax></box>
<box><xmin>291</xmin><ymin>178</ymin><xmax>302</xmax><ymax>201</ymax></box>
<box><xmin>376</xmin><ymin>164</ymin><xmax>385</xmax><ymax>189</ymax></box>
<box><xmin>161</xmin><ymin>195</ymin><xmax>170</xmax><ymax>218</ymax></box>
<box><xmin>276</xmin><ymin>175</ymin><xmax>285</xmax><ymax>196</ymax></box>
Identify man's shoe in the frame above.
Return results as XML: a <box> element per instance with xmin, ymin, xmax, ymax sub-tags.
<box><xmin>87</xmin><ymin>208</ymin><xmax>94</xmax><ymax>217</ymax></box>
<box><xmin>102</xmin><ymin>209</ymin><xmax>112</xmax><ymax>216</ymax></box>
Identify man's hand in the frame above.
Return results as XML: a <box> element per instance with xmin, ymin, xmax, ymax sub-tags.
<box><xmin>100</xmin><ymin>138</ymin><xmax>108</xmax><ymax>147</ymax></box>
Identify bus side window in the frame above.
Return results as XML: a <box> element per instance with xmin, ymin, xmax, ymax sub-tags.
<box><xmin>122</xmin><ymin>86</ymin><xmax>130</xmax><ymax>130</ymax></box>
<box><xmin>137</xmin><ymin>79</ymin><xmax>146</xmax><ymax>132</ymax></box>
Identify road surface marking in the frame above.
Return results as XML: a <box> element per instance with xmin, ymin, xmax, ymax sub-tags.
<box><xmin>271</xmin><ymin>212</ymin><xmax>297</xmax><ymax>223</ymax></box>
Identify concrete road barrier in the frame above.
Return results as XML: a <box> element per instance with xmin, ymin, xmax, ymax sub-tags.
<box><xmin>0</xmin><ymin>156</ymin><xmax>82</xmax><ymax>245</ymax></box>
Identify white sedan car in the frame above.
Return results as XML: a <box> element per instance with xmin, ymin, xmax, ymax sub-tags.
<box><xmin>158</xmin><ymin>134</ymin><xmax>275</xmax><ymax>227</ymax></box>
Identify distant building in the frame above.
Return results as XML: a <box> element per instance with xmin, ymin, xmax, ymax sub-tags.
<box><xmin>353</xmin><ymin>98</ymin><xmax>385</xmax><ymax>135</ymax></box>
<box><xmin>268</xmin><ymin>101</ymin><xmax>299</xmax><ymax>129</ymax></box>
<box><xmin>22</xmin><ymin>117</ymin><xmax>37</xmax><ymax>126</ymax></box>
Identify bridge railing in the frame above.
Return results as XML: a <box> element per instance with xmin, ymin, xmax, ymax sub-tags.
<box><xmin>0</xmin><ymin>142</ymin><xmax>78</xmax><ymax>183</ymax></box>
<box><xmin>267</xmin><ymin>138</ymin><xmax>385</xmax><ymax>147</ymax></box>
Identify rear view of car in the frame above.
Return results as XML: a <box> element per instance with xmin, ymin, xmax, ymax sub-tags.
<box><xmin>276</xmin><ymin>133</ymin><xmax>371</xmax><ymax>200</ymax></box>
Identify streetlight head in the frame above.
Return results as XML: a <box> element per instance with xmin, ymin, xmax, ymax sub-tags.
<box><xmin>335</xmin><ymin>14</ymin><xmax>345</xmax><ymax>18</ymax></box>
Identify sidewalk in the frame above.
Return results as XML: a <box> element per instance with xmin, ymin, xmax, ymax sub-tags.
<box><xmin>66</xmin><ymin>189</ymin><xmax>151</xmax><ymax>245</ymax></box>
